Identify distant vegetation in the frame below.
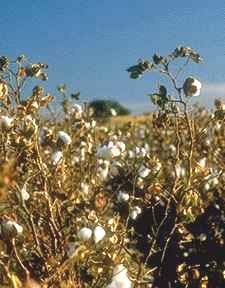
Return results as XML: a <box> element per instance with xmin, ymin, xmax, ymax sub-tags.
<box><xmin>89</xmin><ymin>99</ymin><xmax>130</xmax><ymax>118</ymax></box>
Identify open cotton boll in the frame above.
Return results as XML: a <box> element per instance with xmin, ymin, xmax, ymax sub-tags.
<box><xmin>183</xmin><ymin>77</ymin><xmax>202</xmax><ymax>97</ymax></box>
<box><xmin>110</xmin><ymin>108</ymin><xmax>117</xmax><ymax>116</ymax></box>
<box><xmin>51</xmin><ymin>151</ymin><xmax>63</xmax><ymax>165</ymax></box>
<box><xmin>97</xmin><ymin>142</ymin><xmax>121</xmax><ymax>160</ymax></box>
<box><xmin>93</xmin><ymin>226</ymin><xmax>106</xmax><ymax>243</ymax></box>
<box><xmin>138</xmin><ymin>165</ymin><xmax>151</xmax><ymax>178</ymax></box>
<box><xmin>70</xmin><ymin>103</ymin><xmax>83</xmax><ymax>119</ymax></box>
<box><xmin>81</xmin><ymin>182</ymin><xmax>90</xmax><ymax>195</ymax></box>
<box><xmin>10</xmin><ymin>221</ymin><xmax>23</xmax><ymax>234</ymax></box>
<box><xmin>107</xmin><ymin>264</ymin><xmax>132</xmax><ymax>288</ymax></box>
<box><xmin>1</xmin><ymin>220</ymin><xmax>23</xmax><ymax>238</ymax></box>
<box><xmin>0</xmin><ymin>115</ymin><xmax>13</xmax><ymax>129</ymax></box>
<box><xmin>117</xmin><ymin>191</ymin><xmax>129</xmax><ymax>202</ymax></box>
<box><xmin>97</xmin><ymin>145</ymin><xmax>113</xmax><ymax>160</ymax></box>
<box><xmin>116</xmin><ymin>141</ymin><xmax>126</xmax><ymax>153</ymax></box>
<box><xmin>110</xmin><ymin>160</ymin><xmax>122</xmax><ymax>177</ymax></box>
<box><xmin>21</xmin><ymin>184</ymin><xmax>30</xmax><ymax>201</ymax></box>
<box><xmin>130</xmin><ymin>206</ymin><xmax>142</xmax><ymax>220</ymax></box>
<box><xmin>97</xmin><ymin>160</ymin><xmax>110</xmax><ymax>180</ymax></box>
<box><xmin>57</xmin><ymin>131</ymin><xmax>72</xmax><ymax>145</ymax></box>
<box><xmin>78</xmin><ymin>227</ymin><xmax>92</xmax><ymax>241</ymax></box>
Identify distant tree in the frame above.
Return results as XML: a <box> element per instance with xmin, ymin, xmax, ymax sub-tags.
<box><xmin>89</xmin><ymin>99</ymin><xmax>130</xmax><ymax>118</ymax></box>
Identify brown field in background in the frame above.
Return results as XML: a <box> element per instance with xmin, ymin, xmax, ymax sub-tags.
<box><xmin>111</xmin><ymin>113</ymin><xmax>153</xmax><ymax>124</ymax></box>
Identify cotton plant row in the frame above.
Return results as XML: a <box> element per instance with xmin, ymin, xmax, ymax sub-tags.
<box><xmin>0</xmin><ymin>48</ymin><xmax>224</xmax><ymax>288</ymax></box>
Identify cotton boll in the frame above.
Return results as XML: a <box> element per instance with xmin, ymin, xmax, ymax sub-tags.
<box><xmin>210</xmin><ymin>177</ymin><xmax>219</xmax><ymax>187</ymax></box>
<box><xmin>110</xmin><ymin>108</ymin><xmax>117</xmax><ymax>116</ymax></box>
<box><xmin>11</xmin><ymin>222</ymin><xmax>23</xmax><ymax>234</ymax></box>
<box><xmin>81</xmin><ymin>182</ymin><xmax>90</xmax><ymax>195</ymax></box>
<box><xmin>72</xmin><ymin>156</ymin><xmax>80</xmax><ymax>165</ymax></box>
<box><xmin>57</xmin><ymin>131</ymin><xmax>72</xmax><ymax>145</ymax></box>
<box><xmin>51</xmin><ymin>151</ymin><xmax>63</xmax><ymax>165</ymax></box>
<box><xmin>70</xmin><ymin>104</ymin><xmax>83</xmax><ymax>119</ymax></box>
<box><xmin>97</xmin><ymin>145</ymin><xmax>112</xmax><ymax>160</ymax></box>
<box><xmin>138</xmin><ymin>165</ymin><xmax>151</xmax><ymax>178</ymax></box>
<box><xmin>117</xmin><ymin>191</ymin><xmax>129</xmax><ymax>202</ymax></box>
<box><xmin>107</xmin><ymin>264</ymin><xmax>132</xmax><ymax>288</ymax></box>
<box><xmin>21</xmin><ymin>184</ymin><xmax>30</xmax><ymax>201</ymax></box>
<box><xmin>91</xmin><ymin>120</ymin><xmax>96</xmax><ymax>128</ymax></box>
<box><xmin>39</xmin><ymin>127</ymin><xmax>53</xmax><ymax>145</ymax></box>
<box><xmin>98</xmin><ymin>161</ymin><xmax>110</xmax><ymax>180</ymax></box>
<box><xmin>183</xmin><ymin>77</ymin><xmax>202</xmax><ymax>97</ymax></box>
<box><xmin>117</xmin><ymin>141</ymin><xmax>126</xmax><ymax>153</ymax></box>
<box><xmin>78</xmin><ymin>227</ymin><xmax>92</xmax><ymax>241</ymax></box>
<box><xmin>93</xmin><ymin>226</ymin><xmax>106</xmax><ymax>243</ymax></box>
<box><xmin>130</xmin><ymin>206</ymin><xmax>142</xmax><ymax>220</ymax></box>
<box><xmin>169</xmin><ymin>144</ymin><xmax>176</xmax><ymax>156</ymax></box>
<box><xmin>111</xmin><ymin>146</ymin><xmax>121</xmax><ymax>158</ymax></box>
<box><xmin>203</xmin><ymin>183</ymin><xmax>210</xmax><ymax>192</ymax></box>
<box><xmin>0</xmin><ymin>115</ymin><xmax>13</xmax><ymax>129</ymax></box>
<box><xmin>1</xmin><ymin>220</ymin><xmax>23</xmax><ymax>238</ymax></box>
<box><xmin>138</xmin><ymin>127</ymin><xmax>146</xmax><ymax>139</ymax></box>
<box><xmin>139</xmin><ymin>147</ymin><xmax>147</xmax><ymax>158</ymax></box>
<box><xmin>128</xmin><ymin>150</ymin><xmax>135</xmax><ymax>159</ymax></box>
<box><xmin>84</xmin><ymin>122</ymin><xmax>91</xmax><ymax>129</ymax></box>
<box><xmin>110</xmin><ymin>161</ymin><xmax>122</xmax><ymax>177</ymax></box>
<box><xmin>110</xmin><ymin>165</ymin><xmax>119</xmax><ymax>177</ymax></box>
<box><xmin>175</xmin><ymin>164</ymin><xmax>186</xmax><ymax>178</ymax></box>
<box><xmin>198</xmin><ymin>158</ymin><xmax>207</xmax><ymax>169</ymax></box>
<box><xmin>136</xmin><ymin>177</ymin><xmax>144</xmax><ymax>189</ymax></box>
<box><xmin>97</xmin><ymin>143</ymin><xmax>121</xmax><ymax>160</ymax></box>
<box><xmin>153</xmin><ymin>161</ymin><xmax>162</xmax><ymax>173</ymax></box>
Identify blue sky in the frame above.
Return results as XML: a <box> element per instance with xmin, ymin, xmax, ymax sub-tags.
<box><xmin>0</xmin><ymin>0</ymin><xmax>224</xmax><ymax>113</ymax></box>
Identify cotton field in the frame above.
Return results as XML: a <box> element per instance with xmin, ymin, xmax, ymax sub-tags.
<box><xmin>0</xmin><ymin>49</ymin><xmax>225</xmax><ymax>287</ymax></box>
